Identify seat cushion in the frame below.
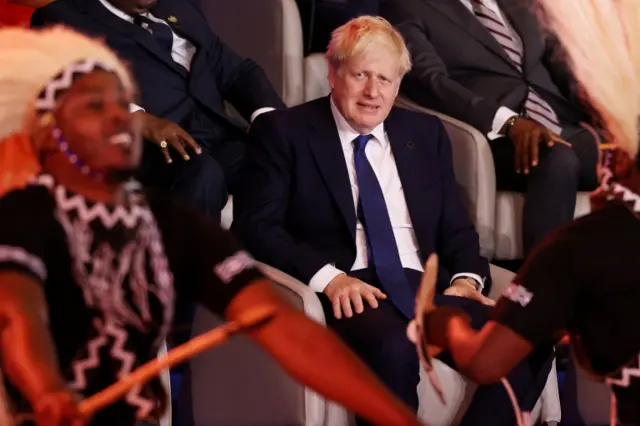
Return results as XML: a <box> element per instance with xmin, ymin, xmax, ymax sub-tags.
<box><xmin>494</xmin><ymin>191</ymin><xmax>592</xmax><ymax>259</ymax></box>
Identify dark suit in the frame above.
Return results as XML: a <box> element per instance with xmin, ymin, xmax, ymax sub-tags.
<box><xmin>381</xmin><ymin>0</ymin><xmax>600</xmax><ymax>254</ymax></box>
<box><xmin>32</xmin><ymin>0</ymin><xmax>285</xmax><ymax>218</ymax></box>
<box><xmin>232</xmin><ymin>97</ymin><xmax>552</xmax><ymax>425</ymax></box>
<box><xmin>297</xmin><ymin>0</ymin><xmax>380</xmax><ymax>54</ymax></box>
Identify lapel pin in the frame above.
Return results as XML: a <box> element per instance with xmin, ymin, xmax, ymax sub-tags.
<box><xmin>407</xmin><ymin>141</ymin><xmax>415</xmax><ymax>149</ymax></box>
<box><xmin>167</xmin><ymin>15</ymin><xmax>178</xmax><ymax>24</ymax></box>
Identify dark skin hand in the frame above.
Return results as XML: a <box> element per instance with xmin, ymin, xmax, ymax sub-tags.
<box><xmin>503</xmin><ymin>116</ymin><xmax>558</xmax><ymax>175</ymax></box>
<box><xmin>132</xmin><ymin>111</ymin><xmax>202</xmax><ymax>164</ymax></box>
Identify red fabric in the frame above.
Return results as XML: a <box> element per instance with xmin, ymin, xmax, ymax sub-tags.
<box><xmin>0</xmin><ymin>1</ymin><xmax>35</xmax><ymax>27</ymax></box>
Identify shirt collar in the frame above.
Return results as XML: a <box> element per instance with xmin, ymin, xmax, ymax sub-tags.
<box><xmin>98</xmin><ymin>0</ymin><xmax>137</xmax><ymax>23</ymax></box>
<box><xmin>329</xmin><ymin>95</ymin><xmax>387</xmax><ymax>150</ymax></box>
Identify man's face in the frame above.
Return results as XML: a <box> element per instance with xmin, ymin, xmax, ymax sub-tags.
<box><xmin>328</xmin><ymin>46</ymin><xmax>402</xmax><ymax>134</ymax></box>
<box><xmin>108</xmin><ymin>0</ymin><xmax>158</xmax><ymax>16</ymax></box>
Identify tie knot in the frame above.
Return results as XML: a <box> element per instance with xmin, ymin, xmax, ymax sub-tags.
<box><xmin>353</xmin><ymin>134</ymin><xmax>373</xmax><ymax>152</ymax></box>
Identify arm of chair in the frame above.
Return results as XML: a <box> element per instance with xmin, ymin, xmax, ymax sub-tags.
<box><xmin>395</xmin><ymin>96</ymin><xmax>497</xmax><ymax>259</ymax></box>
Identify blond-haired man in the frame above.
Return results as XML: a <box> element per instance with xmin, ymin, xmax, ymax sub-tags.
<box><xmin>233</xmin><ymin>16</ymin><xmax>552</xmax><ymax>425</ymax></box>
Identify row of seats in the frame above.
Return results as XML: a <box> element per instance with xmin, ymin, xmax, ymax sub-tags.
<box><xmin>152</xmin><ymin>1</ymin><xmax>611</xmax><ymax>425</ymax></box>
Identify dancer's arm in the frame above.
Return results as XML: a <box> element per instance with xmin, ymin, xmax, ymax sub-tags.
<box><xmin>0</xmin><ymin>272</ymin><xmax>69</xmax><ymax>406</ymax></box>
<box><xmin>226</xmin><ymin>280</ymin><xmax>421</xmax><ymax>425</ymax></box>
<box><xmin>174</xmin><ymin>197</ymin><xmax>420</xmax><ymax>426</ymax></box>
<box><xmin>420</xmin><ymin>217</ymin><xmax>586</xmax><ymax>384</ymax></box>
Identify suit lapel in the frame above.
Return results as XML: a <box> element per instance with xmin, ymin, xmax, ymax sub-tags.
<box><xmin>496</xmin><ymin>0</ymin><xmax>544</xmax><ymax>72</ymax></box>
<box><xmin>307</xmin><ymin>98</ymin><xmax>357</xmax><ymax>240</ymax></box>
<box><xmin>78</xmin><ymin>0</ymin><xmax>188</xmax><ymax>78</ymax></box>
<box><xmin>425</xmin><ymin>0</ymin><xmax>518</xmax><ymax>71</ymax></box>
<box><xmin>384</xmin><ymin>109</ymin><xmax>430</xmax><ymax>259</ymax></box>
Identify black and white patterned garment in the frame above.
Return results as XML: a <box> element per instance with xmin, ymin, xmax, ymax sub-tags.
<box><xmin>489</xmin><ymin>178</ymin><xmax>640</xmax><ymax>424</ymax></box>
<box><xmin>0</xmin><ymin>175</ymin><xmax>262</xmax><ymax>426</ymax></box>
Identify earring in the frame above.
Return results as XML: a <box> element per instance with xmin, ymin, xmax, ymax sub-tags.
<box><xmin>38</xmin><ymin>113</ymin><xmax>55</xmax><ymax>128</ymax></box>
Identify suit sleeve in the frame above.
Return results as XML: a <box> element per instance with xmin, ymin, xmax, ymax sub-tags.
<box><xmin>231</xmin><ymin>113</ymin><xmax>335</xmax><ymax>285</ymax></box>
<box><xmin>541</xmin><ymin>36</ymin><xmax>583</xmax><ymax>109</ymax></box>
<box><xmin>381</xmin><ymin>1</ymin><xmax>500</xmax><ymax>133</ymax></box>
<box><xmin>433</xmin><ymin>118</ymin><xmax>491</xmax><ymax>293</ymax></box>
<box><xmin>187</xmin><ymin>0</ymin><xmax>285</xmax><ymax>118</ymax></box>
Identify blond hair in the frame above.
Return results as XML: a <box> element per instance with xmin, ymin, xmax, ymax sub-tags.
<box><xmin>326</xmin><ymin>15</ymin><xmax>412</xmax><ymax>77</ymax></box>
<box><xmin>535</xmin><ymin>0</ymin><xmax>640</xmax><ymax>157</ymax></box>
<box><xmin>0</xmin><ymin>25</ymin><xmax>135</xmax><ymax>141</ymax></box>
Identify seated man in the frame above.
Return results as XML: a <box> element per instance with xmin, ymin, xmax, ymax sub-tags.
<box><xmin>381</xmin><ymin>0</ymin><xmax>600</xmax><ymax>255</ymax></box>
<box><xmin>233</xmin><ymin>15</ymin><xmax>553</xmax><ymax>426</ymax></box>
<box><xmin>31</xmin><ymin>0</ymin><xmax>286</xmax><ymax>219</ymax></box>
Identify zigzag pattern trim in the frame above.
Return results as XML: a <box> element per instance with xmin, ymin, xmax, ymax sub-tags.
<box><xmin>69</xmin><ymin>333</ymin><xmax>108</xmax><ymax>391</ymax></box>
<box><xmin>604</xmin><ymin>183</ymin><xmax>640</xmax><ymax>214</ymax></box>
<box><xmin>606</xmin><ymin>354</ymin><xmax>640</xmax><ymax>388</ymax></box>
<box><xmin>106</xmin><ymin>321</ymin><xmax>155</xmax><ymax>418</ymax></box>
<box><xmin>54</xmin><ymin>185</ymin><xmax>152</xmax><ymax>229</ymax></box>
<box><xmin>35</xmin><ymin>59</ymin><xmax>115</xmax><ymax>113</ymax></box>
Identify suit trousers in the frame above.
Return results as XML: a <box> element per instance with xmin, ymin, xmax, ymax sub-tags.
<box><xmin>319</xmin><ymin>268</ymin><xmax>554</xmax><ymax>426</ymax></box>
<box><xmin>490</xmin><ymin>125</ymin><xmax>600</xmax><ymax>257</ymax></box>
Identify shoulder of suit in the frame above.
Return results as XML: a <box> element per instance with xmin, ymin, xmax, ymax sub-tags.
<box><xmin>255</xmin><ymin>97</ymin><xmax>327</xmax><ymax>124</ymax></box>
<box><xmin>390</xmin><ymin>104</ymin><xmax>443</xmax><ymax>126</ymax></box>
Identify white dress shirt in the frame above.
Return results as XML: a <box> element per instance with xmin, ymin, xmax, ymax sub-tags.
<box><xmin>308</xmin><ymin>98</ymin><xmax>484</xmax><ymax>293</ymax></box>
<box><xmin>98</xmin><ymin>0</ymin><xmax>273</xmax><ymax>121</ymax></box>
<box><xmin>459</xmin><ymin>0</ymin><xmax>521</xmax><ymax>139</ymax></box>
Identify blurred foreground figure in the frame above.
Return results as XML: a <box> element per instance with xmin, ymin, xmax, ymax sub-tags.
<box><xmin>412</xmin><ymin>1</ymin><xmax>640</xmax><ymax>424</ymax></box>
<box><xmin>0</xmin><ymin>25</ymin><xmax>420</xmax><ymax>426</ymax></box>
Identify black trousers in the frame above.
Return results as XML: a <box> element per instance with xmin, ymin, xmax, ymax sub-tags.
<box><xmin>490</xmin><ymin>125</ymin><xmax>599</xmax><ymax>256</ymax></box>
<box><xmin>319</xmin><ymin>268</ymin><xmax>554</xmax><ymax>426</ymax></box>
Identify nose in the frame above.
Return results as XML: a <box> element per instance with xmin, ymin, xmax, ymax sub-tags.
<box><xmin>108</xmin><ymin>102</ymin><xmax>132</xmax><ymax>132</ymax></box>
<box><xmin>363</xmin><ymin>77</ymin><xmax>380</xmax><ymax>98</ymax></box>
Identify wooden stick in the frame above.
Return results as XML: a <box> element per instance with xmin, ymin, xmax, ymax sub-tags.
<box><xmin>77</xmin><ymin>306</ymin><xmax>276</xmax><ymax>417</ymax></box>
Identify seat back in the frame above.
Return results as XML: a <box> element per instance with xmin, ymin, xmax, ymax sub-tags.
<box><xmin>201</xmin><ymin>0</ymin><xmax>305</xmax><ymax>107</ymax></box>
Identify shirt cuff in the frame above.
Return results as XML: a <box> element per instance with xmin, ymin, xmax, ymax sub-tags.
<box><xmin>129</xmin><ymin>103</ymin><xmax>145</xmax><ymax>113</ymax></box>
<box><xmin>250</xmin><ymin>107</ymin><xmax>275</xmax><ymax>123</ymax></box>
<box><xmin>487</xmin><ymin>106</ymin><xmax>519</xmax><ymax>140</ymax></box>
<box><xmin>308</xmin><ymin>264</ymin><xmax>345</xmax><ymax>293</ymax></box>
<box><xmin>450</xmin><ymin>273</ymin><xmax>485</xmax><ymax>292</ymax></box>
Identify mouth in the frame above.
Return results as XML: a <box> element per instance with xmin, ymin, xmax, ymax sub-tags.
<box><xmin>357</xmin><ymin>102</ymin><xmax>381</xmax><ymax>112</ymax></box>
<box><xmin>108</xmin><ymin>133</ymin><xmax>133</xmax><ymax>147</ymax></box>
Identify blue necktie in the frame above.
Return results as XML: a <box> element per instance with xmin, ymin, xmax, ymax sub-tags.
<box><xmin>353</xmin><ymin>134</ymin><xmax>415</xmax><ymax>318</ymax></box>
<box><xmin>136</xmin><ymin>15</ymin><xmax>174</xmax><ymax>54</ymax></box>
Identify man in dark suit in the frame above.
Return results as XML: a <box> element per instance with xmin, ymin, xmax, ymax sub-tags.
<box><xmin>233</xmin><ymin>15</ymin><xmax>553</xmax><ymax>426</ymax></box>
<box><xmin>31</xmin><ymin>0</ymin><xmax>286</xmax><ymax>219</ymax></box>
<box><xmin>381</xmin><ymin>0</ymin><xmax>601</xmax><ymax>256</ymax></box>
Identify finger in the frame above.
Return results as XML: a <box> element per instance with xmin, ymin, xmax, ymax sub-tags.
<box><xmin>417</xmin><ymin>253</ymin><xmax>439</xmax><ymax>313</ymax></box>
<box><xmin>530</xmin><ymin>131</ymin><xmax>541</xmax><ymax>167</ymax></box>
<box><xmin>177</xmin><ymin>130</ymin><xmax>202</xmax><ymax>155</ymax></box>
<box><xmin>541</xmin><ymin>128</ymin><xmax>554</xmax><ymax>149</ymax></box>
<box><xmin>168</xmin><ymin>135</ymin><xmax>190</xmax><ymax>161</ymax></box>
<box><xmin>521</xmin><ymin>133</ymin><xmax>532</xmax><ymax>174</ymax></box>
<box><xmin>363</xmin><ymin>289</ymin><xmax>379</xmax><ymax>309</ymax></box>
<box><xmin>159</xmin><ymin>142</ymin><xmax>173</xmax><ymax>164</ymax></box>
<box><xmin>552</xmin><ymin>135</ymin><xmax>571</xmax><ymax>147</ymax></box>
<box><xmin>341</xmin><ymin>294</ymin><xmax>354</xmax><ymax>318</ymax></box>
<box><xmin>332</xmin><ymin>295</ymin><xmax>343</xmax><ymax>320</ymax></box>
<box><xmin>514</xmin><ymin>137</ymin><xmax>523</xmax><ymax>173</ymax></box>
<box><xmin>350</xmin><ymin>290</ymin><xmax>365</xmax><ymax>314</ymax></box>
<box><xmin>371</xmin><ymin>287</ymin><xmax>387</xmax><ymax>299</ymax></box>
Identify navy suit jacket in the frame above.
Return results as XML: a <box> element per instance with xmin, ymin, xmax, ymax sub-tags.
<box><xmin>31</xmin><ymin>0</ymin><xmax>285</xmax><ymax>141</ymax></box>
<box><xmin>232</xmin><ymin>96</ymin><xmax>491</xmax><ymax>295</ymax></box>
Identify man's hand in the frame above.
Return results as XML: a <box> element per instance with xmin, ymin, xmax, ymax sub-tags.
<box><xmin>33</xmin><ymin>390</ymin><xmax>87</xmax><ymax>426</ymax></box>
<box><xmin>323</xmin><ymin>274</ymin><xmax>387</xmax><ymax>319</ymax></box>
<box><xmin>505</xmin><ymin>117</ymin><xmax>557</xmax><ymax>174</ymax></box>
<box><xmin>133</xmin><ymin>111</ymin><xmax>202</xmax><ymax>164</ymax></box>
<box><xmin>443</xmin><ymin>279</ymin><xmax>495</xmax><ymax>306</ymax></box>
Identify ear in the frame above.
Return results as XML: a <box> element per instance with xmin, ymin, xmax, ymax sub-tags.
<box><xmin>328</xmin><ymin>64</ymin><xmax>337</xmax><ymax>90</ymax></box>
<box><xmin>30</xmin><ymin>114</ymin><xmax>57</xmax><ymax>154</ymax></box>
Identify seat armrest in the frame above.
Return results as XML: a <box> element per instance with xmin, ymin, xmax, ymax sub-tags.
<box><xmin>395</xmin><ymin>96</ymin><xmax>497</xmax><ymax>259</ymax></box>
<box><xmin>257</xmin><ymin>262</ymin><xmax>327</xmax><ymax>325</ymax></box>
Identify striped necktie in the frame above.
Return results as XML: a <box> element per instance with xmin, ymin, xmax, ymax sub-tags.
<box><xmin>471</xmin><ymin>0</ymin><xmax>562</xmax><ymax>135</ymax></box>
